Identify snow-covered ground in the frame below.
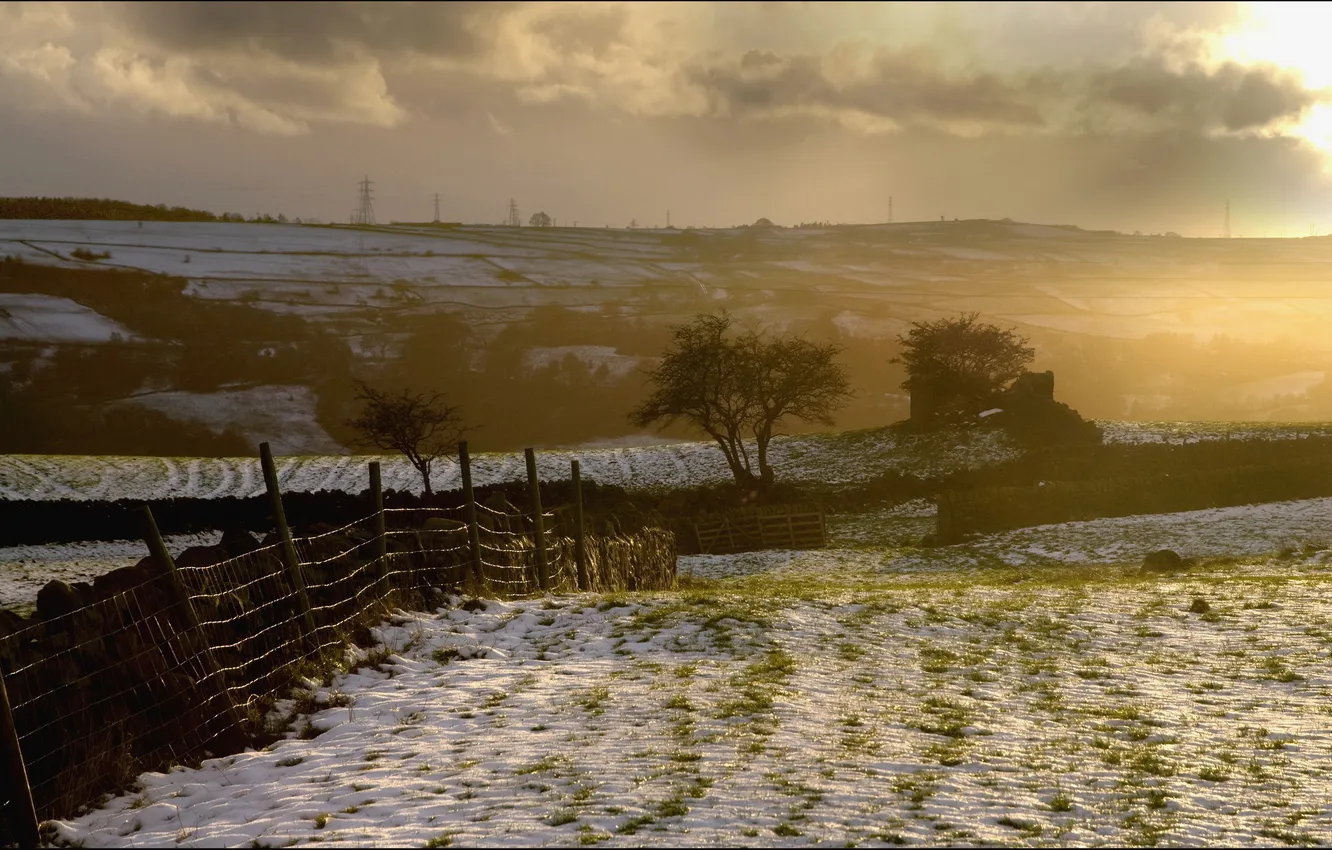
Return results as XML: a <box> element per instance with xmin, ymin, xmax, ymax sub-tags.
<box><xmin>109</xmin><ymin>385</ymin><xmax>345</xmax><ymax>456</ymax></box>
<box><xmin>7</xmin><ymin>219</ymin><xmax>1332</xmax><ymax>349</ymax></box>
<box><xmin>5</xmin><ymin>419</ymin><xmax>1332</xmax><ymax>502</ymax></box>
<box><xmin>0</xmin><ymin>293</ymin><xmax>135</xmax><ymax>343</ymax></box>
<box><xmin>46</xmin><ymin>545</ymin><xmax>1332</xmax><ymax>847</ymax></box>
<box><xmin>0</xmin><ymin>530</ymin><xmax>222</xmax><ymax>611</ymax></box>
<box><xmin>0</xmin><ymin>427</ymin><xmax>1021</xmax><ymax>501</ymax></box>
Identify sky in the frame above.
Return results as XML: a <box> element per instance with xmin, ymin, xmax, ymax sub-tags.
<box><xmin>3</xmin><ymin>1</ymin><xmax>1332</xmax><ymax>236</ymax></box>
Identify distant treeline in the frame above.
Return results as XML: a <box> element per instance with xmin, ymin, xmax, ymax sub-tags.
<box><xmin>0</xmin><ymin>197</ymin><xmax>293</xmax><ymax>224</ymax></box>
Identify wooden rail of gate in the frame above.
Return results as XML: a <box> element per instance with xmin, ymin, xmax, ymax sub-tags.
<box><xmin>690</xmin><ymin>503</ymin><xmax>826</xmax><ymax>555</ymax></box>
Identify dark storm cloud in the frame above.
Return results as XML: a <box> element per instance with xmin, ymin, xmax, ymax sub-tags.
<box><xmin>683</xmin><ymin>48</ymin><xmax>1048</xmax><ymax>129</ymax></box>
<box><xmin>113</xmin><ymin>1</ymin><xmax>515</xmax><ymax>63</ymax></box>
<box><xmin>1092</xmin><ymin>59</ymin><xmax>1322</xmax><ymax>132</ymax></box>
<box><xmin>683</xmin><ymin>46</ymin><xmax>1325</xmax><ymax>135</ymax></box>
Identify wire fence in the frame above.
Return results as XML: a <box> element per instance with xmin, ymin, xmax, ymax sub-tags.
<box><xmin>0</xmin><ymin>448</ymin><xmax>676</xmax><ymax>846</ymax></box>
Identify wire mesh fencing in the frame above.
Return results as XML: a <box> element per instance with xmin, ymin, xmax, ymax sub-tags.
<box><xmin>0</xmin><ymin>481</ymin><xmax>676</xmax><ymax>844</ymax></box>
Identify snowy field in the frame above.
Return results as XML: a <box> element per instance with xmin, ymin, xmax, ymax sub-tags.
<box><xmin>47</xmin><ymin>541</ymin><xmax>1332</xmax><ymax>847</ymax></box>
<box><xmin>8</xmin><ymin>219</ymin><xmax>1332</xmax><ymax>348</ymax></box>
<box><xmin>7</xmin><ymin>420</ymin><xmax>1332</xmax><ymax>503</ymax></box>
<box><xmin>0</xmin><ymin>530</ymin><xmax>222</xmax><ymax>612</ymax></box>
<box><xmin>0</xmin><ymin>427</ymin><xmax>1020</xmax><ymax>501</ymax></box>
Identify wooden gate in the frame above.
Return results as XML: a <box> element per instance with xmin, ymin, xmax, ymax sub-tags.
<box><xmin>690</xmin><ymin>503</ymin><xmax>826</xmax><ymax>555</ymax></box>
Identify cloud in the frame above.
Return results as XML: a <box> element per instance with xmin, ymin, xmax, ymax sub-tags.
<box><xmin>0</xmin><ymin>0</ymin><xmax>1324</xmax><ymax>159</ymax></box>
<box><xmin>673</xmin><ymin>43</ymin><xmax>1325</xmax><ymax>138</ymax></box>
<box><xmin>0</xmin><ymin>1</ymin><xmax>415</xmax><ymax>133</ymax></box>
<box><xmin>113</xmin><ymin>1</ymin><xmax>513</xmax><ymax>64</ymax></box>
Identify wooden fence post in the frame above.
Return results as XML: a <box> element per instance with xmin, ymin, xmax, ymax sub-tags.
<box><xmin>369</xmin><ymin>462</ymin><xmax>388</xmax><ymax>582</ymax></box>
<box><xmin>524</xmin><ymin>448</ymin><xmax>549</xmax><ymax>591</ymax></box>
<box><xmin>0</xmin><ymin>663</ymin><xmax>38</xmax><ymax>850</ymax></box>
<box><xmin>259</xmin><ymin>442</ymin><xmax>318</xmax><ymax>645</ymax></box>
<box><xmin>571</xmin><ymin>459</ymin><xmax>588</xmax><ymax>591</ymax></box>
<box><xmin>458</xmin><ymin>442</ymin><xmax>484</xmax><ymax>589</ymax></box>
<box><xmin>141</xmin><ymin>505</ymin><xmax>247</xmax><ymax>740</ymax></box>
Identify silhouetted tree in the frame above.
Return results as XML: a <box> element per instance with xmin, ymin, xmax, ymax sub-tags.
<box><xmin>528</xmin><ymin>211</ymin><xmax>552</xmax><ymax>227</ymax></box>
<box><xmin>893</xmin><ymin>312</ymin><xmax>1035</xmax><ymax>422</ymax></box>
<box><xmin>346</xmin><ymin>381</ymin><xmax>468</xmax><ymax>495</ymax></box>
<box><xmin>630</xmin><ymin>312</ymin><xmax>853</xmax><ymax>490</ymax></box>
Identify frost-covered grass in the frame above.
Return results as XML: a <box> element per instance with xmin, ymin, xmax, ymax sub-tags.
<box><xmin>1095</xmin><ymin>420</ymin><xmax>1332</xmax><ymax>445</ymax></box>
<box><xmin>49</xmin><ymin>548</ymin><xmax>1332</xmax><ymax>847</ymax></box>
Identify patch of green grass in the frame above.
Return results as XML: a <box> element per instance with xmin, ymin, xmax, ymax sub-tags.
<box><xmin>431</xmin><ymin>647</ymin><xmax>461</xmax><ymax>665</ymax></box>
<box><xmin>996</xmin><ymin>815</ymin><xmax>1043</xmax><ymax>838</ymax></box>
<box><xmin>1197</xmin><ymin>765</ymin><xmax>1230</xmax><ymax>783</ymax></box>
<box><xmin>516</xmin><ymin>755</ymin><xmax>566</xmax><ymax>776</ymax></box>
<box><xmin>615</xmin><ymin>813</ymin><xmax>657</xmax><ymax>835</ymax></box>
<box><xmin>913</xmin><ymin>696</ymin><xmax>973</xmax><ymax>739</ymax></box>
<box><xmin>837</xmin><ymin>642</ymin><xmax>867</xmax><ymax>662</ymax></box>
<box><xmin>576</xmin><ymin>686</ymin><xmax>611</xmax><ymax>716</ymax></box>
<box><xmin>549</xmin><ymin>809</ymin><xmax>578</xmax><ymax>826</ymax></box>
<box><xmin>919</xmin><ymin>646</ymin><xmax>959</xmax><ymax>674</ymax></box>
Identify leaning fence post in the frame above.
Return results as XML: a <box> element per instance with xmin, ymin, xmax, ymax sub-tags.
<box><xmin>458</xmin><ymin>442</ymin><xmax>484</xmax><ymax>589</ymax></box>
<box><xmin>0</xmin><ymin>663</ymin><xmax>38</xmax><ymax>850</ymax></box>
<box><xmin>571</xmin><ymin>459</ymin><xmax>589</xmax><ymax>591</ymax></box>
<box><xmin>141</xmin><ymin>505</ymin><xmax>247</xmax><ymax>739</ymax></box>
<box><xmin>524</xmin><ymin>448</ymin><xmax>550</xmax><ymax>591</ymax></box>
<box><xmin>259</xmin><ymin>442</ymin><xmax>318</xmax><ymax>645</ymax></box>
<box><xmin>369</xmin><ymin>462</ymin><xmax>388</xmax><ymax>583</ymax></box>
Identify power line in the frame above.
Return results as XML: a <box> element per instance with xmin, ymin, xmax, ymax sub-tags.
<box><xmin>432</xmin><ymin>193</ymin><xmax>440</xmax><ymax>224</ymax></box>
<box><xmin>353</xmin><ymin>176</ymin><xmax>376</xmax><ymax>226</ymax></box>
<box><xmin>506</xmin><ymin>198</ymin><xmax>522</xmax><ymax>227</ymax></box>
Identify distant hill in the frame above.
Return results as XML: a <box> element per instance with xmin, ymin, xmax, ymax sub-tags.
<box><xmin>0</xmin><ymin>197</ymin><xmax>276</xmax><ymax>223</ymax></box>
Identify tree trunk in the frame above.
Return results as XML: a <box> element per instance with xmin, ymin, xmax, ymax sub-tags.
<box><xmin>416</xmin><ymin>459</ymin><xmax>434</xmax><ymax>496</ymax></box>
<box><xmin>701</xmin><ymin>426</ymin><xmax>749</xmax><ymax>488</ymax></box>
<box><xmin>756</xmin><ymin>422</ymin><xmax>775</xmax><ymax>491</ymax></box>
<box><xmin>757</xmin><ymin>442</ymin><xmax>775</xmax><ymax>490</ymax></box>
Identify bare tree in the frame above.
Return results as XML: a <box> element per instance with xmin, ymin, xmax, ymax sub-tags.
<box><xmin>630</xmin><ymin>312</ymin><xmax>852</xmax><ymax>490</ymax></box>
<box><xmin>346</xmin><ymin>381</ymin><xmax>467</xmax><ymax>495</ymax></box>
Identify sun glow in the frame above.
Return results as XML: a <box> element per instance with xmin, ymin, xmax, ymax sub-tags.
<box><xmin>1216</xmin><ymin>2</ymin><xmax>1332</xmax><ymax>154</ymax></box>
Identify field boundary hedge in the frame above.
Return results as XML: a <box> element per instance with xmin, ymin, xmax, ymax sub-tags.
<box><xmin>937</xmin><ymin>456</ymin><xmax>1332</xmax><ymax>542</ymax></box>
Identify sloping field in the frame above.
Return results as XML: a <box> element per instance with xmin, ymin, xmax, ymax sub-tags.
<box><xmin>6</xmin><ymin>420</ymin><xmax>1332</xmax><ymax>502</ymax></box>
<box><xmin>0</xmin><ymin>426</ymin><xmax>1022</xmax><ymax>501</ymax></box>
<box><xmin>48</xmin><ymin>548</ymin><xmax>1332</xmax><ymax>847</ymax></box>
<box><xmin>6</xmin><ymin>219</ymin><xmax>1332</xmax><ymax>346</ymax></box>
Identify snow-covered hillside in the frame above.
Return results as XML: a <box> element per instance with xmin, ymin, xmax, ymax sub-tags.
<box><xmin>6</xmin><ymin>218</ymin><xmax>1332</xmax><ymax>451</ymax></box>
<box><xmin>6</xmin><ymin>219</ymin><xmax>1332</xmax><ymax>344</ymax></box>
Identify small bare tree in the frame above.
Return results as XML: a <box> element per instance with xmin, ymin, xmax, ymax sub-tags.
<box><xmin>346</xmin><ymin>380</ymin><xmax>467</xmax><ymax>495</ymax></box>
